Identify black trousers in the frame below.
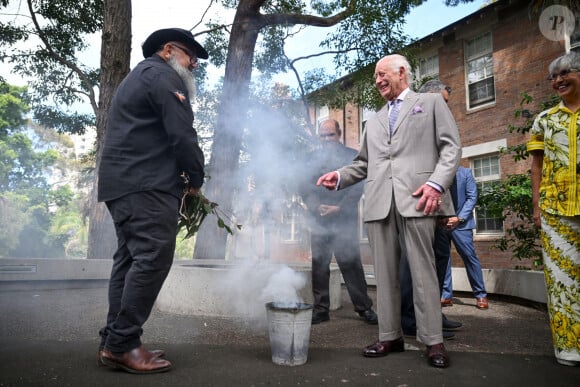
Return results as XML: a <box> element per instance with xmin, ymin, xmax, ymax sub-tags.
<box><xmin>99</xmin><ymin>190</ymin><xmax>179</xmax><ymax>353</ymax></box>
<box><xmin>310</xmin><ymin>229</ymin><xmax>372</xmax><ymax>313</ymax></box>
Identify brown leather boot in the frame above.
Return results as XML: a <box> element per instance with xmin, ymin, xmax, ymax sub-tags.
<box><xmin>100</xmin><ymin>346</ymin><xmax>171</xmax><ymax>374</ymax></box>
<box><xmin>97</xmin><ymin>347</ymin><xmax>165</xmax><ymax>367</ymax></box>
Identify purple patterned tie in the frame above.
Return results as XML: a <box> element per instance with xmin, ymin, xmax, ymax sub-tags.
<box><xmin>389</xmin><ymin>99</ymin><xmax>401</xmax><ymax>136</ymax></box>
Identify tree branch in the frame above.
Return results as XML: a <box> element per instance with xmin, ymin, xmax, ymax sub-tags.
<box><xmin>26</xmin><ymin>0</ymin><xmax>98</xmax><ymax>114</ymax></box>
<box><xmin>261</xmin><ymin>0</ymin><xmax>357</xmax><ymax>27</ymax></box>
<box><xmin>191</xmin><ymin>0</ymin><xmax>219</xmax><ymax>31</ymax></box>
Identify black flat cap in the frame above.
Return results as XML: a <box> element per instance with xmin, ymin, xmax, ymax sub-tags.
<box><xmin>142</xmin><ymin>28</ymin><xmax>208</xmax><ymax>59</ymax></box>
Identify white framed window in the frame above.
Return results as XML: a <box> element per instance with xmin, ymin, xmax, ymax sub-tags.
<box><xmin>465</xmin><ymin>32</ymin><xmax>495</xmax><ymax>109</ymax></box>
<box><xmin>471</xmin><ymin>155</ymin><xmax>503</xmax><ymax>235</ymax></box>
<box><xmin>281</xmin><ymin>194</ymin><xmax>306</xmax><ymax>243</ymax></box>
<box><xmin>315</xmin><ymin>105</ymin><xmax>329</xmax><ymax>131</ymax></box>
<box><xmin>417</xmin><ymin>54</ymin><xmax>439</xmax><ymax>84</ymax></box>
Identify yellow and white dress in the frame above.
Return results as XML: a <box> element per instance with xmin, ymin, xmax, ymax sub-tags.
<box><xmin>527</xmin><ymin>101</ymin><xmax>580</xmax><ymax>365</ymax></box>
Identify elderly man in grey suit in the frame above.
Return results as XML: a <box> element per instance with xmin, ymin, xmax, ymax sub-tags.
<box><xmin>317</xmin><ymin>54</ymin><xmax>461</xmax><ymax>368</ymax></box>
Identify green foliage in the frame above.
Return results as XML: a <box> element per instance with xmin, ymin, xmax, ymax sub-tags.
<box><xmin>0</xmin><ymin>192</ymin><xmax>28</xmax><ymax>256</ymax></box>
<box><xmin>201</xmin><ymin>22</ymin><xmax>230</xmax><ymax>68</ymax></box>
<box><xmin>478</xmin><ymin>92</ymin><xmax>561</xmax><ymax>268</ymax></box>
<box><xmin>320</xmin><ymin>0</ymin><xmax>419</xmax><ymax>74</ymax></box>
<box><xmin>0</xmin><ymin>82</ymin><xmax>30</xmax><ymax>135</ymax></box>
<box><xmin>254</xmin><ymin>26</ymin><xmax>291</xmax><ymax>74</ymax></box>
<box><xmin>477</xmin><ymin>173</ymin><xmax>542</xmax><ymax>267</ymax></box>
<box><xmin>178</xmin><ymin>192</ymin><xmax>241</xmax><ymax>240</ymax></box>
<box><xmin>33</xmin><ymin>105</ymin><xmax>93</xmax><ymax>135</ymax></box>
<box><xmin>48</xmin><ymin>191</ymin><xmax>88</xmax><ymax>258</ymax></box>
<box><xmin>0</xmin><ymin>0</ymin><xmax>103</xmax><ymax>133</ymax></box>
<box><xmin>505</xmin><ymin>92</ymin><xmax>560</xmax><ymax>162</ymax></box>
<box><xmin>0</xmin><ymin>81</ymin><xmax>85</xmax><ymax>258</ymax></box>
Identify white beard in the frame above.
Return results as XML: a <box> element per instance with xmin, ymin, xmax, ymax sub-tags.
<box><xmin>167</xmin><ymin>55</ymin><xmax>196</xmax><ymax>100</ymax></box>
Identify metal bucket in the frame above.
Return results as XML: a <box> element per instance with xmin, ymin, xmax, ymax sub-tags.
<box><xmin>265</xmin><ymin>302</ymin><xmax>313</xmax><ymax>366</ymax></box>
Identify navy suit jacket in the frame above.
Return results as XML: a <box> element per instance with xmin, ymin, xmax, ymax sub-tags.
<box><xmin>451</xmin><ymin>167</ymin><xmax>478</xmax><ymax>230</ymax></box>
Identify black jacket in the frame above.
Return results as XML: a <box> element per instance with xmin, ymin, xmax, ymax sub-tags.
<box><xmin>300</xmin><ymin>143</ymin><xmax>363</xmax><ymax>235</ymax></box>
<box><xmin>98</xmin><ymin>55</ymin><xmax>205</xmax><ymax>202</ymax></box>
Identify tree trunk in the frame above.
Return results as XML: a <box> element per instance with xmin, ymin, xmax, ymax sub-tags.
<box><xmin>193</xmin><ymin>4</ymin><xmax>263</xmax><ymax>260</ymax></box>
<box><xmin>86</xmin><ymin>0</ymin><xmax>132</xmax><ymax>259</ymax></box>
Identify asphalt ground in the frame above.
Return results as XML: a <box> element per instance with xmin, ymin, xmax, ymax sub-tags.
<box><xmin>1</xmin><ymin>284</ymin><xmax>579</xmax><ymax>386</ymax></box>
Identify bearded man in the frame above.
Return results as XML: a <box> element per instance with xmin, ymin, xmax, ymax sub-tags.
<box><xmin>97</xmin><ymin>28</ymin><xmax>207</xmax><ymax>374</ymax></box>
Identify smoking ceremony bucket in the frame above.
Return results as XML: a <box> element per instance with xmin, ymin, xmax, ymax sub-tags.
<box><xmin>265</xmin><ymin>302</ymin><xmax>313</xmax><ymax>366</ymax></box>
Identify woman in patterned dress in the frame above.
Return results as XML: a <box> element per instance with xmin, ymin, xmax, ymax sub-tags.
<box><xmin>527</xmin><ymin>51</ymin><xmax>580</xmax><ymax>367</ymax></box>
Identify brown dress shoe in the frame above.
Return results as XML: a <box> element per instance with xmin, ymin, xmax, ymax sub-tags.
<box><xmin>426</xmin><ymin>343</ymin><xmax>450</xmax><ymax>368</ymax></box>
<box><xmin>362</xmin><ymin>337</ymin><xmax>405</xmax><ymax>358</ymax></box>
<box><xmin>97</xmin><ymin>348</ymin><xmax>165</xmax><ymax>367</ymax></box>
<box><xmin>440</xmin><ymin>298</ymin><xmax>453</xmax><ymax>307</ymax></box>
<box><xmin>100</xmin><ymin>346</ymin><xmax>172</xmax><ymax>374</ymax></box>
<box><xmin>476</xmin><ymin>297</ymin><xmax>489</xmax><ymax>309</ymax></box>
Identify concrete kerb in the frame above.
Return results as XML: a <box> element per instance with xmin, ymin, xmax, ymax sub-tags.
<box><xmin>0</xmin><ymin>258</ymin><xmax>547</xmax><ymax>305</ymax></box>
<box><xmin>155</xmin><ymin>261</ymin><xmax>342</xmax><ymax>316</ymax></box>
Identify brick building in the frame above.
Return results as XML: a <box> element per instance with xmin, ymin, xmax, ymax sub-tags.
<box><xmin>303</xmin><ymin>0</ymin><xmax>579</xmax><ymax>270</ymax></box>
<box><xmin>231</xmin><ymin>0</ymin><xmax>579</xmax><ymax>270</ymax></box>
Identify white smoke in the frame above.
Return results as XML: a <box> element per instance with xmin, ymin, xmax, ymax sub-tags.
<box><xmin>216</xmin><ymin>260</ymin><xmax>308</xmax><ymax>326</ymax></box>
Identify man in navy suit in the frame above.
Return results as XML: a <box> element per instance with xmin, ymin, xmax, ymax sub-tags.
<box><xmin>437</xmin><ymin>166</ymin><xmax>489</xmax><ymax>310</ymax></box>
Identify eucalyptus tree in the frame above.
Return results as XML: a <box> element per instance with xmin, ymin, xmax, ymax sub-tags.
<box><xmin>1</xmin><ymin>0</ymin><xmax>132</xmax><ymax>259</ymax></box>
<box><xmin>0</xmin><ymin>81</ymin><xmax>80</xmax><ymax>258</ymax></box>
<box><xmin>3</xmin><ymin>0</ymin><xmax>490</xmax><ymax>260</ymax></box>
<box><xmin>193</xmin><ymin>0</ymin><xmax>428</xmax><ymax>259</ymax></box>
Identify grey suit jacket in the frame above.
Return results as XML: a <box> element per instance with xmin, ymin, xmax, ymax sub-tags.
<box><xmin>338</xmin><ymin>90</ymin><xmax>462</xmax><ymax>221</ymax></box>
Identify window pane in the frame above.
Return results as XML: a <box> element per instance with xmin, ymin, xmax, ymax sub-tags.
<box><xmin>419</xmin><ymin>54</ymin><xmax>439</xmax><ymax>79</ymax></box>
<box><xmin>466</xmin><ymin>32</ymin><xmax>492</xmax><ymax>59</ymax></box>
<box><xmin>466</xmin><ymin>32</ymin><xmax>494</xmax><ymax>107</ymax></box>
<box><xmin>281</xmin><ymin>195</ymin><xmax>305</xmax><ymax>242</ymax></box>
<box><xmin>468</xmin><ymin>77</ymin><xmax>495</xmax><ymax>107</ymax></box>
<box><xmin>472</xmin><ymin>156</ymin><xmax>502</xmax><ymax>234</ymax></box>
<box><xmin>467</xmin><ymin>56</ymin><xmax>493</xmax><ymax>84</ymax></box>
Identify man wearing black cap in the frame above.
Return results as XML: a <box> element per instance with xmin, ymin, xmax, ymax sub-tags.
<box><xmin>97</xmin><ymin>28</ymin><xmax>208</xmax><ymax>374</ymax></box>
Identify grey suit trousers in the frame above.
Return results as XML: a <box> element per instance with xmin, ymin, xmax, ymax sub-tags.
<box><xmin>366</xmin><ymin>200</ymin><xmax>443</xmax><ymax>346</ymax></box>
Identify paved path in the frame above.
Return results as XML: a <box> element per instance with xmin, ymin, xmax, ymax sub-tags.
<box><xmin>0</xmin><ymin>285</ymin><xmax>578</xmax><ymax>386</ymax></box>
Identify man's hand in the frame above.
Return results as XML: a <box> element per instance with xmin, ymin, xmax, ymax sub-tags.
<box><xmin>318</xmin><ymin>205</ymin><xmax>340</xmax><ymax>217</ymax></box>
<box><xmin>317</xmin><ymin>171</ymin><xmax>339</xmax><ymax>190</ymax></box>
<box><xmin>186</xmin><ymin>187</ymin><xmax>201</xmax><ymax>196</ymax></box>
<box><xmin>445</xmin><ymin>216</ymin><xmax>461</xmax><ymax>230</ymax></box>
<box><xmin>412</xmin><ymin>184</ymin><xmax>442</xmax><ymax>215</ymax></box>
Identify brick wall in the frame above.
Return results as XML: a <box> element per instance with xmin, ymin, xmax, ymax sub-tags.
<box><xmin>305</xmin><ymin>0</ymin><xmax>568</xmax><ymax>271</ymax></box>
<box><xmin>358</xmin><ymin>2</ymin><xmax>566</xmax><ymax>270</ymax></box>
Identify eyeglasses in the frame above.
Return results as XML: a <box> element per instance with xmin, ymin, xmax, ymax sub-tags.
<box><xmin>170</xmin><ymin>43</ymin><xmax>198</xmax><ymax>65</ymax></box>
<box><xmin>319</xmin><ymin>133</ymin><xmax>337</xmax><ymax>138</ymax></box>
<box><xmin>547</xmin><ymin>68</ymin><xmax>578</xmax><ymax>81</ymax></box>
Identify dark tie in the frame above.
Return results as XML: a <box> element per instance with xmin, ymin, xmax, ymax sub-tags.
<box><xmin>450</xmin><ymin>177</ymin><xmax>458</xmax><ymax>208</ymax></box>
<box><xmin>389</xmin><ymin>99</ymin><xmax>401</xmax><ymax>136</ymax></box>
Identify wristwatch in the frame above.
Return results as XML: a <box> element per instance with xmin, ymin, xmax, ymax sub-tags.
<box><xmin>457</xmin><ymin>217</ymin><xmax>465</xmax><ymax>223</ymax></box>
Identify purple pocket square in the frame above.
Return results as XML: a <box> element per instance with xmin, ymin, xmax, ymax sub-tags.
<box><xmin>412</xmin><ymin>106</ymin><xmax>424</xmax><ymax>114</ymax></box>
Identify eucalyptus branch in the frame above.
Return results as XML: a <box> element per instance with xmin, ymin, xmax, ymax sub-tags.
<box><xmin>26</xmin><ymin>0</ymin><xmax>98</xmax><ymax>114</ymax></box>
<box><xmin>194</xmin><ymin>22</ymin><xmax>234</xmax><ymax>37</ymax></box>
<box><xmin>191</xmin><ymin>0</ymin><xmax>218</xmax><ymax>31</ymax></box>
<box><xmin>178</xmin><ymin>191</ymin><xmax>242</xmax><ymax>240</ymax></box>
<box><xmin>290</xmin><ymin>48</ymin><xmax>359</xmax><ymax>65</ymax></box>
<box><xmin>284</xmin><ymin>51</ymin><xmax>313</xmax><ymax>134</ymax></box>
<box><xmin>261</xmin><ymin>0</ymin><xmax>358</xmax><ymax>27</ymax></box>
<box><xmin>66</xmin><ymin>87</ymin><xmax>91</xmax><ymax>99</ymax></box>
